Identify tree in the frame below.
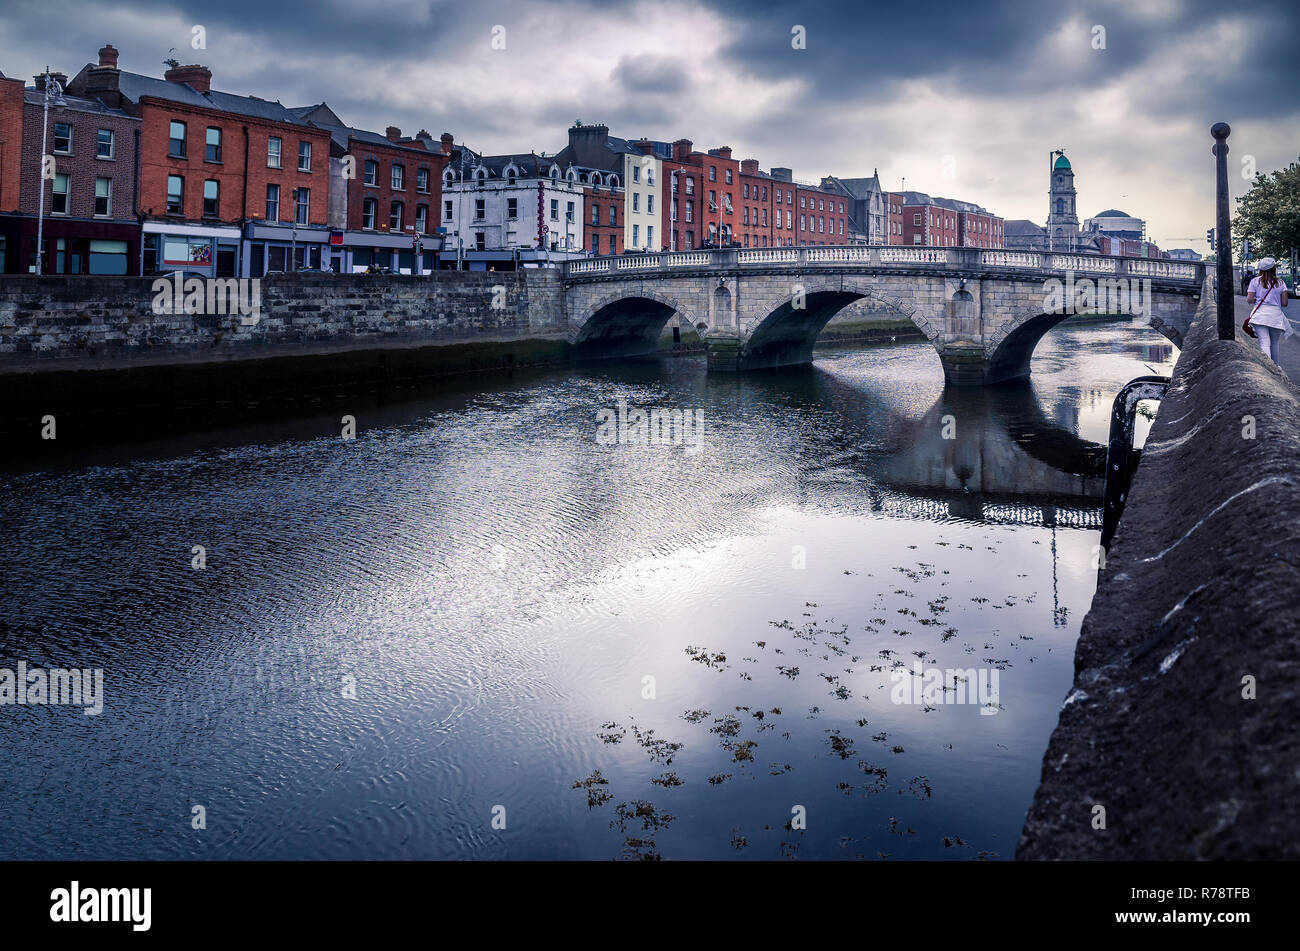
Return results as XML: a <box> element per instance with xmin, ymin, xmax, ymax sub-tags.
<box><xmin>1233</xmin><ymin>159</ymin><xmax>1300</xmax><ymax>261</ymax></box>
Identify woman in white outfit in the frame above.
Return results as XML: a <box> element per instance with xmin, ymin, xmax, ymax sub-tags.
<box><xmin>1245</xmin><ymin>257</ymin><xmax>1292</xmax><ymax>364</ymax></box>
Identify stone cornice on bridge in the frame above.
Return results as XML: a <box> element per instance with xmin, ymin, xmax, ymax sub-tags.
<box><xmin>563</xmin><ymin>246</ymin><xmax>1206</xmax><ymax>287</ymax></box>
<box><xmin>562</xmin><ymin>246</ymin><xmax>1204</xmax><ymax>384</ymax></box>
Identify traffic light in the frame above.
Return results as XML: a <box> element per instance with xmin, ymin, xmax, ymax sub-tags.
<box><xmin>1206</xmin><ymin>227</ymin><xmax>1215</xmax><ymax>251</ymax></box>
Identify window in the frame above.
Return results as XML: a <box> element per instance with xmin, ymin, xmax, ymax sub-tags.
<box><xmin>267</xmin><ymin>136</ymin><xmax>282</xmax><ymax>168</ymax></box>
<box><xmin>762</xmin><ymin>187</ymin><xmax>767</xmax><ymax>201</ymax></box>
<box><xmin>800</xmin><ymin>196</ymin><xmax>806</xmax><ymax>208</ymax></box>
<box><xmin>709</xmin><ymin>166</ymin><xmax>716</xmax><ymax>181</ymax></box>
<box><xmin>685</xmin><ymin>177</ymin><xmax>694</xmax><ymax>194</ymax></box>
<box><xmin>444</xmin><ymin>200</ymin><xmax>453</xmax><ymax>220</ymax></box>
<box><xmin>566</xmin><ymin>201</ymin><xmax>574</xmax><ymax>223</ymax></box>
<box><xmin>743</xmin><ymin>207</ymin><xmax>749</xmax><ymax>225</ymax></box>
<box><xmin>390</xmin><ymin>200</ymin><xmax>403</xmax><ymax>230</ymax></box>
<box><xmin>296</xmin><ymin>187</ymin><xmax>310</xmax><ymax>224</ymax></box>
<box><xmin>475</xmin><ymin>232</ymin><xmax>486</xmax><ymax>251</ymax></box>
<box><xmin>93</xmin><ymin>177</ymin><xmax>112</xmax><ymax>216</ymax></box>
<box><xmin>632</xmin><ymin>193</ymin><xmax>640</xmax><ymax>212</ymax></box>
<box><xmin>167</xmin><ymin>175</ymin><xmax>183</xmax><ymax>214</ymax></box>
<box><xmin>392</xmin><ymin>164</ymin><xmax>404</xmax><ymax>190</ymax></box>
<box><xmin>762</xmin><ymin>208</ymin><xmax>767</xmax><ymax>226</ymax></box>
<box><xmin>362</xmin><ymin>197</ymin><xmax>377</xmax><ymax>229</ymax></box>
<box><xmin>550</xmin><ymin>199</ymin><xmax>558</xmax><ymax>221</ymax></box>
<box><xmin>417</xmin><ymin>168</ymin><xmax>429</xmax><ymax>193</ymax></box>
<box><xmin>415</xmin><ymin>204</ymin><xmax>428</xmax><ymax>233</ymax></box>
<box><xmin>647</xmin><ymin>226</ymin><xmax>654</xmax><ymax>248</ymax></box>
<box><xmin>591</xmin><ymin>235</ymin><xmax>599</xmax><ymax>252</ymax></box>
<box><xmin>591</xmin><ymin>204</ymin><xmax>599</xmax><ymax>225</ymax></box>
<box><xmin>507</xmin><ymin>197</ymin><xmax>518</xmax><ymax>219</ymax></box>
<box><xmin>474</xmin><ymin>198</ymin><xmax>485</xmax><ymax>220</ymax></box>
<box><xmin>53</xmin><ymin>122</ymin><xmax>72</xmax><ymax>154</ymax></box>
<box><xmin>609</xmin><ymin>235</ymin><xmax>616</xmax><ymax>254</ymax></box>
<box><xmin>785</xmin><ymin>210</ymin><xmax>791</xmax><ymax>228</ymax></box>
<box><xmin>609</xmin><ymin>206</ymin><xmax>617</xmax><ymax>226</ymax></box>
<box><xmin>818</xmin><ymin>199</ymin><xmax>824</xmax><ymax>211</ymax></box>
<box><xmin>52</xmin><ymin>173</ymin><xmax>69</xmax><ymax>214</ymax></box>
<box><xmin>632</xmin><ymin>165</ymin><xmax>640</xmax><ymax>183</ymax></box>
<box><xmin>647</xmin><ymin>194</ymin><xmax>654</xmax><ymax>214</ymax></box>
<box><xmin>913</xmin><ymin>213</ymin><xmax>922</xmax><ymax>225</ymax></box>
<box><xmin>364</xmin><ymin>159</ymin><xmax>378</xmax><ymax>186</ymax></box>
<box><xmin>96</xmin><ymin>129</ymin><xmax>114</xmax><ymax>159</ymax></box>
<box><xmin>686</xmin><ymin>200</ymin><xmax>693</xmax><ymax>223</ymax></box>
<box><xmin>206</xmin><ymin>127</ymin><xmax>222</xmax><ymax>162</ymax></box>
<box><xmin>169</xmin><ymin>121</ymin><xmax>186</xmax><ymax>157</ymax></box>
<box><xmin>743</xmin><ymin>183</ymin><xmax>749</xmax><ymax>199</ymax></box>
<box><xmin>725</xmin><ymin>168</ymin><xmax>733</xmax><ymax>184</ymax></box>
<box><xmin>298</xmin><ymin>141</ymin><xmax>311</xmax><ymax>172</ymax></box>
<box><xmin>203</xmin><ymin>179</ymin><xmax>219</xmax><ymax>217</ymax></box>
<box><xmin>266</xmin><ymin>183</ymin><xmax>280</xmax><ymax>220</ymax></box>
<box><xmin>800</xmin><ymin>214</ymin><xmax>806</xmax><ymax>231</ymax></box>
<box><xmin>632</xmin><ymin>224</ymin><xmax>639</xmax><ymax>246</ymax></box>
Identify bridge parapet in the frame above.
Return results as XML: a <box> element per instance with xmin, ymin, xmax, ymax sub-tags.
<box><xmin>564</xmin><ymin>246</ymin><xmax>1205</xmax><ymax>285</ymax></box>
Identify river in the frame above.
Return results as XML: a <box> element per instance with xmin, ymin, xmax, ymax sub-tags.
<box><xmin>0</xmin><ymin>320</ymin><xmax>1176</xmax><ymax>860</ymax></box>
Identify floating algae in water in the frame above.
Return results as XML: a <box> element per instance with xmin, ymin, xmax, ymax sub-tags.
<box><xmin>571</xmin><ymin>769</ymin><xmax>613</xmax><ymax>809</ymax></box>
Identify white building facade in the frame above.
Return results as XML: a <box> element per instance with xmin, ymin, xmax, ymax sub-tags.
<box><xmin>442</xmin><ymin>155</ymin><xmax>585</xmax><ymax>253</ymax></box>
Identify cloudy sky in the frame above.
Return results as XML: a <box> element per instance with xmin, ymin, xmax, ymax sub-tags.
<box><xmin>2</xmin><ymin>0</ymin><xmax>1296</xmax><ymax>252</ymax></box>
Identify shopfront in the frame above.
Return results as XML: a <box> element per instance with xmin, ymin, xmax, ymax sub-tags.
<box><xmin>243</xmin><ymin>222</ymin><xmax>331</xmax><ymax>276</ymax></box>
<box><xmin>142</xmin><ymin>222</ymin><xmax>241</xmax><ymax>277</ymax></box>
<box><xmin>4</xmin><ymin>216</ymin><xmax>140</xmax><ymax>275</ymax></box>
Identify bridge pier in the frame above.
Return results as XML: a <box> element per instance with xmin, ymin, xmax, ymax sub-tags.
<box><xmin>937</xmin><ymin>342</ymin><xmax>988</xmax><ymax>387</ymax></box>
<box><xmin>703</xmin><ymin>331</ymin><xmax>743</xmax><ymax>372</ymax></box>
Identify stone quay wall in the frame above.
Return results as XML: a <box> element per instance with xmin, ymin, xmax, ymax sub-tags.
<box><xmin>1018</xmin><ymin>278</ymin><xmax>1300</xmax><ymax>859</ymax></box>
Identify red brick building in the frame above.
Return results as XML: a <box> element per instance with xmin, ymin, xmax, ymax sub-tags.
<box><xmin>290</xmin><ymin>103</ymin><xmax>451</xmax><ymax>272</ymax></box>
<box><xmin>0</xmin><ymin>71</ymin><xmax>22</xmax><ymax>214</ymax></box>
<box><xmin>957</xmin><ymin>207</ymin><xmax>1004</xmax><ymax>248</ymax></box>
<box><xmin>883</xmin><ymin>191</ymin><xmax>905</xmax><ymax>245</ymax></box>
<box><xmin>0</xmin><ymin>70</ymin><xmax>25</xmax><ymax>272</ymax></box>
<box><xmin>66</xmin><ymin>44</ymin><xmax>332</xmax><ymax>275</ymax></box>
<box><xmin>900</xmin><ymin>192</ymin><xmax>958</xmax><ymax>246</ymax></box>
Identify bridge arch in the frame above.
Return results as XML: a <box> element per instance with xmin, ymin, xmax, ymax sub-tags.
<box><xmin>569</xmin><ymin>289</ymin><xmax>703</xmax><ymax>356</ymax></box>
<box><xmin>984</xmin><ymin>304</ymin><xmax>1186</xmax><ymax>385</ymax></box>
<box><xmin>738</xmin><ymin>276</ymin><xmax>939</xmax><ymax>370</ymax></box>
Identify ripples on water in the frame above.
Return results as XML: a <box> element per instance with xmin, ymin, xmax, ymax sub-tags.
<box><xmin>0</xmin><ymin>321</ymin><xmax>1176</xmax><ymax>859</ymax></box>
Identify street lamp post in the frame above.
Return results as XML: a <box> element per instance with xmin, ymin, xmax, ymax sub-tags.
<box><xmin>1211</xmin><ymin>123</ymin><xmax>1234</xmax><ymax>340</ymax></box>
<box><xmin>34</xmin><ymin>68</ymin><xmax>66</xmax><ymax>275</ymax></box>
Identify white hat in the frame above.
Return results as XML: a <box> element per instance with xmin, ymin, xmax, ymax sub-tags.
<box><xmin>1258</xmin><ymin>256</ymin><xmax>1276</xmax><ymax>270</ymax></box>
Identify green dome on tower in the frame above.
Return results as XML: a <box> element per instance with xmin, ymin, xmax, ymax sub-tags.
<box><xmin>1053</xmin><ymin>154</ymin><xmax>1072</xmax><ymax>170</ymax></box>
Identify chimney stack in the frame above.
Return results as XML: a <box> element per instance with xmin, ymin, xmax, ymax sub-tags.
<box><xmin>164</xmin><ymin>64</ymin><xmax>212</xmax><ymax>93</ymax></box>
<box><xmin>440</xmin><ymin>132</ymin><xmax>454</xmax><ymax>155</ymax></box>
<box><xmin>741</xmin><ymin>158</ymin><xmax>759</xmax><ymax>175</ymax></box>
<box><xmin>386</xmin><ymin>126</ymin><xmax>402</xmax><ymax>142</ymax></box>
<box><xmin>715</xmin><ymin>146</ymin><xmax>732</xmax><ymax>160</ymax></box>
<box><xmin>672</xmin><ymin>138</ymin><xmax>693</xmax><ymax>163</ymax></box>
<box><xmin>79</xmin><ymin>42</ymin><xmax>122</xmax><ymax>107</ymax></box>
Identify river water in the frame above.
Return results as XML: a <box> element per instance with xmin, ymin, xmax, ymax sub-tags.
<box><xmin>0</xmin><ymin>321</ymin><xmax>1176</xmax><ymax>860</ymax></box>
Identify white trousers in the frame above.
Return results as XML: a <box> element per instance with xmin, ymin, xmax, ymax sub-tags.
<box><xmin>1255</xmin><ymin>325</ymin><xmax>1283</xmax><ymax>363</ymax></box>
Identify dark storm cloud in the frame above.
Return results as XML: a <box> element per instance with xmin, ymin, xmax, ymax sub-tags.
<box><xmin>706</xmin><ymin>0</ymin><xmax>1300</xmax><ymax>121</ymax></box>
<box><xmin>611</xmin><ymin>53</ymin><xmax>690</xmax><ymax>95</ymax></box>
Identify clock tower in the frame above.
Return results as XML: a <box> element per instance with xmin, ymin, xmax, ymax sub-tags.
<box><xmin>1047</xmin><ymin>151</ymin><xmax>1080</xmax><ymax>251</ymax></box>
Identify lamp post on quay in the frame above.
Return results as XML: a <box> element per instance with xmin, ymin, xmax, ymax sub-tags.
<box><xmin>34</xmin><ymin>68</ymin><xmax>67</xmax><ymax>275</ymax></box>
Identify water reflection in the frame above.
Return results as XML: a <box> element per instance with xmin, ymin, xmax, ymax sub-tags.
<box><xmin>0</xmin><ymin>320</ymin><xmax>1177</xmax><ymax>860</ymax></box>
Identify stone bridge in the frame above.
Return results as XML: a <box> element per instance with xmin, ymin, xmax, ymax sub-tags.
<box><xmin>562</xmin><ymin>247</ymin><xmax>1205</xmax><ymax>385</ymax></box>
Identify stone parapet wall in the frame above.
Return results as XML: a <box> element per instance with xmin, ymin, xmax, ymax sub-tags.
<box><xmin>1018</xmin><ymin>279</ymin><xmax>1300</xmax><ymax>859</ymax></box>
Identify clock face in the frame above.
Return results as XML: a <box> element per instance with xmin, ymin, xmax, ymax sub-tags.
<box><xmin>1056</xmin><ymin>176</ymin><xmax>1063</xmax><ymax>185</ymax></box>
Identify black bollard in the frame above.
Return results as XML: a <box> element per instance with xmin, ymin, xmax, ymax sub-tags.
<box><xmin>1211</xmin><ymin>123</ymin><xmax>1234</xmax><ymax>340</ymax></box>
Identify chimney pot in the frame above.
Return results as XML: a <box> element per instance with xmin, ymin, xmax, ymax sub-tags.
<box><xmin>98</xmin><ymin>44</ymin><xmax>119</xmax><ymax>68</ymax></box>
<box><xmin>440</xmin><ymin>132</ymin><xmax>454</xmax><ymax>155</ymax></box>
<box><xmin>386</xmin><ymin>125</ymin><xmax>402</xmax><ymax>141</ymax></box>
